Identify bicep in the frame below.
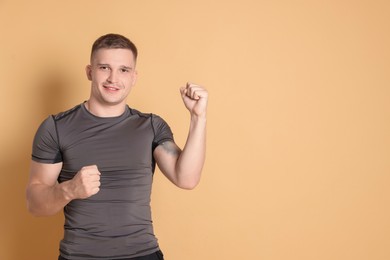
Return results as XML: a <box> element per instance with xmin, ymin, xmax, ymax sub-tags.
<box><xmin>28</xmin><ymin>160</ymin><xmax>63</xmax><ymax>187</ymax></box>
<box><xmin>153</xmin><ymin>141</ymin><xmax>181</xmax><ymax>182</ymax></box>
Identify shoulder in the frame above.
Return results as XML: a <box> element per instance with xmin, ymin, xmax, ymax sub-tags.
<box><xmin>34</xmin><ymin>104</ymin><xmax>83</xmax><ymax>142</ymax></box>
<box><xmin>127</xmin><ymin>106</ymin><xmax>172</xmax><ymax>135</ymax></box>
<box><xmin>127</xmin><ymin>106</ymin><xmax>165</xmax><ymax>122</ymax></box>
<box><xmin>53</xmin><ymin>104</ymin><xmax>83</xmax><ymax>121</ymax></box>
<box><xmin>128</xmin><ymin>106</ymin><xmax>153</xmax><ymax>118</ymax></box>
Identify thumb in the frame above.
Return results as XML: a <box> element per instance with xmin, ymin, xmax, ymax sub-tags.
<box><xmin>180</xmin><ymin>86</ymin><xmax>187</xmax><ymax>97</ymax></box>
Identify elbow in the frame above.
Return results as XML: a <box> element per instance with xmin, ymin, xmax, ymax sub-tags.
<box><xmin>26</xmin><ymin>199</ymin><xmax>42</xmax><ymax>217</ymax></box>
<box><xmin>26</xmin><ymin>192</ymin><xmax>54</xmax><ymax>217</ymax></box>
<box><xmin>26</xmin><ymin>201</ymin><xmax>41</xmax><ymax>217</ymax></box>
<box><xmin>26</xmin><ymin>203</ymin><xmax>56</xmax><ymax>217</ymax></box>
<box><xmin>173</xmin><ymin>169</ymin><xmax>202</xmax><ymax>190</ymax></box>
<box><xmin>178</xmin><ymin>183</ymin><xmax>198</xmax><ymax>190</ymax></box>
<box><xmin>26</xmin><ymin>191</ymin><xmax>37</xmax><ymax>216</ymax></box>
<box><xmin>27</xmin><ymin>208</ymin><xmax>41</xmax><ymax>217</ymax></box>
<box><xmin>26</xmin><ymin>190</ymin><xmax>40</xmax><ymax>216</ymax></box>
<box><xmin>176</xmin><ymin>179</ymin><xmax>200</xmax><ymax>190</ymax></box>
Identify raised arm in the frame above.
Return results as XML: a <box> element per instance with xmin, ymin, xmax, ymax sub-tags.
<box><xmin>154</xmin><ymin>83</ymin><xmax>208</xmax><ymax>189</ymax></box>
<box><xmin>26</xmin><ymin>160</ymin><xmax>101</xmax><ymax>216</ymax></box>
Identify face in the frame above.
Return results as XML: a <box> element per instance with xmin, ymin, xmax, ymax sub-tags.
<box><xmin>86</xmin><ymin>48</ymin><xmax>137</xmax><ymax>108</ymax></box>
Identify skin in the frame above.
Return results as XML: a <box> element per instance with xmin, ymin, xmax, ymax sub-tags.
<box><xmin>26</xmin><ymin>48</ymin><xmax>208</xmax><ymax>216</ymax></box>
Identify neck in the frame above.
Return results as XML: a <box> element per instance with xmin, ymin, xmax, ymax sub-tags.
<box><xmin>84</xmin><ymin>100</ymin><xmax>126</xmax><ymax>117</ymax></box>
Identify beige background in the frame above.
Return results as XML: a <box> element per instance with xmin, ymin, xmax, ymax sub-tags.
<box><xmin>1</xmin><ymin>0</ymin><xmax>389</xmax><ymax>259</ymax></box>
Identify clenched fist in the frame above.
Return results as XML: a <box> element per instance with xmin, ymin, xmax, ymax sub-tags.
<box><xmin>68</xmin><ymin>165</ymin><xmax>101</xmax><ymax>199</ymax></box>
<box><xmin>180</xmin><ymin>83</ymin><xmax>208</xmax><ymax>118</ymax></box>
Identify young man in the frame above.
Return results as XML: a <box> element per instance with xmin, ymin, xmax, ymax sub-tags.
<box><xmin>26</xmin><ymin>34</ymin><xmax>208</xmax><ymax>260</ymax></box>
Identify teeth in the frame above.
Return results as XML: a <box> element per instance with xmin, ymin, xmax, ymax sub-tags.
<box><xmin>105</xmin><ymin>86</ymin><xmax>118</xmax><ymax>90</ymax></box>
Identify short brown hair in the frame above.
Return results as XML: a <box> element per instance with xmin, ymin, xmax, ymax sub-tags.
<box><xmin>91</xmin><ymin>33</ymin><xmax>138</xmax><ymax>61</ymax></box>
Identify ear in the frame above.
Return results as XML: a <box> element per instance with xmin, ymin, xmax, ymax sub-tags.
<box><xmin>86</xmin><ymin>65</ymin><xmax>92</xmax><ymax>81</ymax></box>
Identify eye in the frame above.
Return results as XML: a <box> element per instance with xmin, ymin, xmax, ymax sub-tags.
<box><xmin>99</xmin><ymin>65</ymin><xmax>110</xmax><ymax>70</ymax></box>
<box><xmin>120</xmin><ymin>68</ymin><xmax>130</xmax><ymax>73</ymax></box>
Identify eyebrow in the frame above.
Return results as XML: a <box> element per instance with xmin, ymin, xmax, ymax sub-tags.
<box><xmin>97</xmin><ymin>64</ymin><xmax>133</xmax><ymax>70</ymax></box>
<box><xmin>120</xmin><ymin>66</ymin><xmax>133</xmax><ymax>70</ymax></box>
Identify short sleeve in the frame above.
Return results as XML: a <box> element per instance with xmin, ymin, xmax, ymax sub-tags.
<box><xmin>151</xmin><ymin>114</ymin><xmax>174</xmax><ymax>151</ymax></box>
<box><xmin>31</xmin><ymin>116</ymin><xmax>62</xmax><ymax>163</ymax></box>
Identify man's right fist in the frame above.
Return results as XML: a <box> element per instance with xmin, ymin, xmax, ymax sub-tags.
<box><xmin>69</xmin><ymin>165</ymin><xmax>101</xmax><ymax>199</ymax></box>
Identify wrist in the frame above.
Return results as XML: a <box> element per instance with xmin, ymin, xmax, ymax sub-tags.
<box><xmin>190</xmin><ymin>114</ymin><xmax>207</xmax><ymax>124</ymax></box>
<box><xmin>59</xmin><ymin>181</ymin><xmax>75</xmax><ymax>202</ymax></box>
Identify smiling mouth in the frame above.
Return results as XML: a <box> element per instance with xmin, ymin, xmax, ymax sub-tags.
<box><xmin>103</xmin><ymin>85</ymin><xmax>120</xmax><ymax>91</ymax></box>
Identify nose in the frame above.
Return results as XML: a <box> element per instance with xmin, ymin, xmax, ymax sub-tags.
<box><xmin>107</xmin><ymin>70</ymin><xmax>118</xmax><ymax>83</ymax></box>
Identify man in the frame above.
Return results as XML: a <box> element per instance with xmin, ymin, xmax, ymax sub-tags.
<box><xmin>26</xmin><ymin>33</ymin><xmax>208</xmax><ymax>260</ymax></box>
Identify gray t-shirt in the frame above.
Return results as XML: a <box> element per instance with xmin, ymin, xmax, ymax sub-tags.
<box><xmin>32</xmin><ymin>103</ymin><xmax>174</xmax><ymax>259</ymax></box>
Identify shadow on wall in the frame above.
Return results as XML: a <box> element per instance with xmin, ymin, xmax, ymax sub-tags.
<box><xmin>1</xmin><ymin>72</ymin><xmax>71</xmax><ymax>259</ymax></box>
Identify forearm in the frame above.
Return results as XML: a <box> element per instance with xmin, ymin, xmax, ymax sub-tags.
<box><xmin>156</xmin><ymin>83</ymin><xmax>208</xmax><ymax>189</ymax></box>
<box><xmin>175</xmin><ymin>115</ymin><xmax>207</xmax><ymax>189</ymax></box>
<box><xmin>26</xmin><ymin>182</ymin><xmax>72</xmax><ymax>217</ymax></box>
